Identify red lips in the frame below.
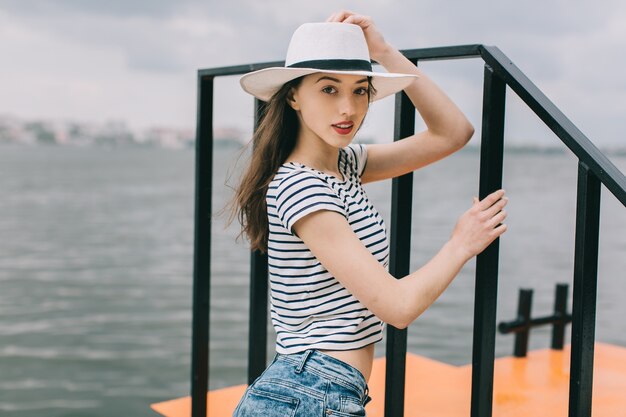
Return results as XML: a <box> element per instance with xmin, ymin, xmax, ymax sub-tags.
<box><xmin>332</xmin><ymin>121</ymin><xmax>354</xmax><ymax>135</ymax></box>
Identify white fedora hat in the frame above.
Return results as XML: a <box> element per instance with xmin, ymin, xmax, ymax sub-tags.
<box><xmin>239</xmin><ymin>22</ymin><xmax>418</xmax><ymax>102</ymax></box>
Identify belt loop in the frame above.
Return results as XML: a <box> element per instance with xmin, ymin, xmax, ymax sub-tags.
<box><xmin>363</xmin><ymin>385</ymin><xmax>371</xmax><ymax>406</ymax></box>
<box><xmin>295</xmin><ymin>350</ymin><xmax>313</xmax><ymax>374</ymax></box>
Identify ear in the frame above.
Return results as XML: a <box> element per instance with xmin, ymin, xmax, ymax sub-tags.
<box><xmin>286</xmin><ymin>87</ymin><xmax>300</xmax><ymax>111</ymax></box>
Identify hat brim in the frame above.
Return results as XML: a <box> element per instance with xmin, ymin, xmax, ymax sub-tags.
<box><xmin>240</xmin><ymin>67</ymin><xmax>418</xmax><ymax>102</ymax></box>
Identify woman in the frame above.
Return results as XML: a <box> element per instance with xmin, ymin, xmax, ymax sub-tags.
<box><xmin>231</xmin><ymin>10</ymin><xmax>508</xmax><ymax>416</ymax></box>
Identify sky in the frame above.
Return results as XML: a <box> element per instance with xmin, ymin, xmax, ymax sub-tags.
<box><xmin>1</xmin><ymin>0</ymin><xmax>625</xmax><ymax>147</ymax></box>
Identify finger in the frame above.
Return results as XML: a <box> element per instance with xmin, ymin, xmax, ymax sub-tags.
<box><xmin>478</xmin><ymin>189</ymin><xmax>506</xmax><ymax>211</ymax></box>
<box><xmin>328</xmin><ymin>12</ymin><xmax>343</xmax><ymax>22</ymax></box>
<box><xmin>344</xmin><ymin>14</ymin><xmax>370</xmax><ymax>26</ymax></box>
<box><xmin>333</xmin><ymin>10</ymin><xmax>353</xmax><ymax>22</ymax></box>
<box><xmin>492</xmin><ymin>222</ymin><xmax>508</xmax><ymax>237</ymax></box>
<box><xmin>488</xmin><ymin>209</ymin><xmax>507</xmax><ymax>227</ymax></box>
<box><xmin>344</xmin><ymin>14</ymin><xmax>357</xmax><ymax>24</ymax></box>
<box><xmin>484</xmin><ymin>196</ymin><xmax>508</xmax><ymax>218</ymax></box>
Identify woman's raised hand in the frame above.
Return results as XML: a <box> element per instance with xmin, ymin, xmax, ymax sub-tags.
<box><xmin>326</xmin><ymin>10</ymin><xmax>390</xmax><ymax>62</ymax></box>
<box><xmin>449</xmin><ymin>189</ymin><xmax>509</xmax><ymax>261</ymax></box>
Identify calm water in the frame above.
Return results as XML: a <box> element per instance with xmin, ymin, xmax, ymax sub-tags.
<box><xmin>0</xmin><ymin>143</ymin><xmax>624</xmax><ymax>416</ymax></box>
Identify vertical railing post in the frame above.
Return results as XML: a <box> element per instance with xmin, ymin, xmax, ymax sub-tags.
<box><xmin>513</xmin><ymin>289</ymin><xmax>533</xmax><ymax>357</ymax></box>
<box><xmin>384</xmin><ymin>59</ymin><xmax>416</xmax><ymax>417</ymax></box>
<box><xmin>248</xmin><ymin>99</ymin><xmax>270</xmax><ymax>384</ymax></box>
<box><xmin>248</xmin><ymin>250</ymin><xmax>269</xmax><ymax>383</ymax></box>
<box><xmin>551</xmin><ymin>283</ymin><xmax>569</xmax><ymax>350</ymax></box>
<box><xmin>569</xmin><ymin>162</ymin><xmax>601</xmax><ymax>417</ymax></box>
<box><xmin>191</xmin><ymin>74</ymin><xmax>214</xmax><ymax>417</ymax></box>
<box><xmin>470</xmin><ymin>64</ymin><xmax>505</xmax><ymax>417</ymax></box>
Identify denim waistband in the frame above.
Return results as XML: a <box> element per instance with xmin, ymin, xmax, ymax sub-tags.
<box><xmin>275</xmin><ymin>349</ymin><xmax>368</xmax><ymax>400</ymax></box>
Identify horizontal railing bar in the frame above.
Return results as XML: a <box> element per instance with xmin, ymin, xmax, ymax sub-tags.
<box><xmin>401</xmin><ymin>44</ymin><xmax>482</xmax><ymax>61</ymax></box>
<box><xmin>479</xmin><ymin>45</ymin><xmax>626</xmax><ymax>207</ymax></box>
<box><xmin>199</xmin><ymin>61</ymin><xmax>283</xmax><ymax>77</ymax></box>
<box><xmin>198</xmin><ymin>45</ymin><xmax>482</xmax><ymax>78</ymax></box>
<box><xmin>498</xmin><ymin>314</ymin><xmax>573</xmax><ymax>334</ymax></box>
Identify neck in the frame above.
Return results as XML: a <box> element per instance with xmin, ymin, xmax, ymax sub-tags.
<box><xmin>289</xmin><ymin>129</ymin><xmax>342</xmax><ymax>174</ymax></box>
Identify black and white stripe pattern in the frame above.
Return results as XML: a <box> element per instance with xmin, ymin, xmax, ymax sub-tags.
<box><xmin>266</xmin><ymin>144</ymin><xmax>389</xmax><ymax>354</ymax></box>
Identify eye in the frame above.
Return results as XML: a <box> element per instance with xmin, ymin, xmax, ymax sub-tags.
<box><xmin>321</xmin><ymin>86</ymin><xmax>337</xmax><ymax>94</ymax></box>
<box><xmin>354</xmin><ymin>87</ymin><xmax>368</xmax><ymax>96</ymax></box>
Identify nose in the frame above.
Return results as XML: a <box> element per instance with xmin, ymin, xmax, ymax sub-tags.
<box><xmin>338</xmin><ymin>94</ymin><xmax>357</xmax><ymax>117</ymax></box>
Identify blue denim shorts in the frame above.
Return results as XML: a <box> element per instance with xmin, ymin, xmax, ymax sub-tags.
<box><xmin>232</xmin><ymin>349</ymin><xmax>372</xmax><ymax>416</ymax></box>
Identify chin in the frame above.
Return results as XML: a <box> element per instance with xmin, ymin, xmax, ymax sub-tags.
<box><xmin>329</xmin><ymin>133</ymin><xmax>356</xmax><ymax>146</ymax></box>
<box><xmin>331</xmin><ymin>138</ymin><xmax>353</xmax><ymax>149</ymax></box>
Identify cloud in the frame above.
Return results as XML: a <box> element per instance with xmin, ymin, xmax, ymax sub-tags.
<box><xmin>0</xmin><ymin>0</ymin><xmax>182</xmax><ymax>19</ymax></box>
<box><xmin>0</xmin><ymin>1</ymin><xmax>624</xmax><ymax>145</ymax></box>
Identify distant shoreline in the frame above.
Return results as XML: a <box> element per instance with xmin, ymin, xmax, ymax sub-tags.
<box><xmin>2</xmin><ymin>140</ymin><xmax>625</xmax><ymax>157</ymax></box>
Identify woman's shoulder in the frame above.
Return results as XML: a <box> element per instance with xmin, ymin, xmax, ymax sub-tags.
<box><xmin>269</xmin><ymin>142</ymin><xmax>368</xmax><ymax>192</ymax></box>
<box><xmin>343</xmin><ymin>142</ymin><xmax>367</xmax><ymax>156</ymax></box>
<box><xmin>341</xmin><ymin>143</ymin><xmax>368</xmax><ymax>178</ymax></box>
<box><xmin>268</xmin><ymin>164</ymin><xmax>331</xmax><ymax>196</ymax></box>
<box><xmin>272</xmin><ymin>163</ymin><xmax>326</xmax><ymax>182</ymax></box>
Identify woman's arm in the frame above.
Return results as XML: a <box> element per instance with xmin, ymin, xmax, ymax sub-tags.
<box><xmin>293</xmin><ymin>189</ymin><xmax>508</xmax><ymax>329</ymax></box>
<box><xmin>327</xmin><ymin>11</ymin><xmax>475</xmax><ymax>184</ymax></box>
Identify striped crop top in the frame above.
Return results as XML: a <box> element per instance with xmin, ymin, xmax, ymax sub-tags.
<box><xmin>266</xmin><ymin>143</ymin><xmax>389</xmax><ymax>354</ymax></box>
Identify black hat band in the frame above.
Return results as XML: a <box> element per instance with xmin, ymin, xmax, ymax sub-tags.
<box><xmin>287</xmin><ymin>59</ymin><xmax>373</xmax><ymax>72</ymax></box>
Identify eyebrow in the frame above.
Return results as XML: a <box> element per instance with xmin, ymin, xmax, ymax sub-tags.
<box><xmin>315</xmin><ymin>76</ymin><xmax>369</xmax><ymax>84</ymax></box>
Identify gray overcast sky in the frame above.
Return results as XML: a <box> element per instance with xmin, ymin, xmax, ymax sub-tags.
<box><xmin>1</xmin><ymin>0</ymin><xmax>624</xmax><ymax>147</ymax></box>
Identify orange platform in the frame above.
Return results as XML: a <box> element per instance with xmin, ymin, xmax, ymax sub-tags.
<box><xmin>151</xmin><ymin>343</ymin><xmax>626</xmax><ymax>416</ymax></box>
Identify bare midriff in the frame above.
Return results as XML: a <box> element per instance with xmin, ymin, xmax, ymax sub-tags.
<box><xmin>319</xmin><ymin>343</ymin><xmax>375</xmax><ymax>383</ymax></box>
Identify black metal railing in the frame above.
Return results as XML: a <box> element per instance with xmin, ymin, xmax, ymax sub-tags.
<box><xmin>190</xmin><ymin>44</ymin><xmax>626</xmax><ymax>417</ymax></box>
<box><xmin>498</xmin><ymin>284</ymin><xmax>573</xmax><ymax>357</ymax></box>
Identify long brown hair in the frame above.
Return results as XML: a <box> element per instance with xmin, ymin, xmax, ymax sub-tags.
<box><xmin>228</xmin><ymin>75</ymin><xmax>376</xmax><ymax>253</ymax></box>
<box><xmin>227</xmin><ymin>77</ymin><xmax>303</xmax><ymax>253</ymax></box>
